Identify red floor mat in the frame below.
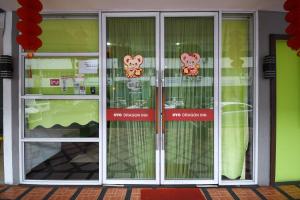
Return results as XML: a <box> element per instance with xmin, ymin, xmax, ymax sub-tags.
<box><xmin>141</xmin><ymin>188</ymin><xmax>206</xmax><ymax>200</ymax></box>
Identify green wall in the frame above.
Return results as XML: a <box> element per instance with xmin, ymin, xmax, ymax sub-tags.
<box><xmin>276</xmin><ymin>40</ymin><xmax>300</xmax><ymax>182</ymax></box>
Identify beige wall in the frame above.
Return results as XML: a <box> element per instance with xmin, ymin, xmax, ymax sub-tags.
<box><xmin>0</xmin><ymin>0</ymin><xmax>285</xmax><ymax>12</ymax></box>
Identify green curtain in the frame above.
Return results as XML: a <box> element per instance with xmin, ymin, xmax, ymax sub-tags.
<box><xmin>26</xmin><ymin>100</ymin><xmax>99</xmax><ymax>130</ymax></box>
<box><xmin>221</xmin><ymin>18</ymin><xmax>252</xmax><ymax>180</ymax></box>
<box><xmin>106</xmin><ymin>18</ymin><xmax>156</xmax><ymax>179</ymax></box>
<box><xmin>164</xmin><ymin>17</ymin><xmax>214</xmax><ymax>179</ymax></box>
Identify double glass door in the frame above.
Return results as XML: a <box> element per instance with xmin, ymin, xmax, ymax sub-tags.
<box><xmin>103</xmin><ymin>12</ymin><xmax>218</xmax><ymax>184</ymax></box>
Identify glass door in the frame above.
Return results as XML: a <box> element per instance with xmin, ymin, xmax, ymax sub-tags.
<box><xmin>102</xmin><ymin>13</ymin><xmax>160</xmax><ymax>184</ymax></box>
<box><xmin>103</xmin><ymin>12</ymin><xmax>218</xmax><ymax>185</ymax></box>
<box><xmin>161</xmin><ymin>12</ymin><xmax>219</xmax><ymax>184</ymax></box>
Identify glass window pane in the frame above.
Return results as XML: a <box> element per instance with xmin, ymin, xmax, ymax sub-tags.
<box><xmin>25</xmin><ymin>100</ymin><xmax>99</xmax><ymax>138</ymax></box>
<box><xmin>164</xmin><ymin>17</ymin><xmax>215</xmax><ymax>180</ymax></box>
<box><xmin>221</xmin><ymin>14</ymin><xmax>254</xmax><ymax>181</ymax></box>
<box><xmin>38</xmin><ymin>18</ymin><xmax>99</xmax><ymax>52</ymax></box>
<box><xmin>106</xmin><ymin>17</ymin><xmax>156</xmax><ymax>179</ymax></box>
<box><xmin>25</xmin><ymin>57</ymin><xmax>99</xmax><ymax>95</ymax></box>
<box><xmin>25</xmin><ymin>142</ymin><xmax>99</xmax><ymax>180</ymax></box>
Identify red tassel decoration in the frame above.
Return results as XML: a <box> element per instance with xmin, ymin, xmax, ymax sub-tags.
<box><xmin>284</xmin><ymin>0</ymin><xmax>300</xmax><ymax>56</ymax></box>
<box><xmin>16</xmin><ymin>0</ymin><xmax>43</xmax><ymax>58</ymax></box>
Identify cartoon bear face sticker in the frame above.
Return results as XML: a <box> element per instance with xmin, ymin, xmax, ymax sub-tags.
<box><xmin>124</xmin><ymin>55</ymin><xmax>144</xmax><ymax>78</ymax></box>
<box><xmin>180</xmin><ymin>53</ymin><xmax>201</xmax><ymax>76</ymax></box>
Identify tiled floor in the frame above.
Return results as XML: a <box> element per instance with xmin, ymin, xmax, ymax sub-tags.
<box><xmin>0</xmin><ymin>183</ymin><xmax>299</xmax><ymax>200</ymax></box>
<box><xmin>26</xmin><ymin>143</ymin><xmax>99</xmax><ymax>181</ymax></box>
<box><xmin>206</xmin><ymin>188</ymin><xmax>234</xmax><ymax>200</ymax></box>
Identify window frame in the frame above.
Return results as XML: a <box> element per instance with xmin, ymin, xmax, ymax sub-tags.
<box><xmin>19</xmin><ymin>12</ymin><xmax>103</xmax><ymax>185</ymax></box>
<box><xmin>218</xmin><ymin>11</ymin><xmax>258</xmax><ymax>186</ymax></box>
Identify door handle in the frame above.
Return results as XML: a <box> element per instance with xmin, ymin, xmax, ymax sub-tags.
<box><xmin>155</xmin><ymin>70</ymin><xmax>159</xmax><ymax>87</ymax></box>
<box><xmin>156</xmin><ymin>133</ymin><xmax>160</xmax><ymax>150</ymax></box>
<box><xmin>161</xmin><ymin>69</ymin><xmax>165</xmax><ymax>87</ymax></box>
<box><xmin>161</xmin><ymin>133</ymin><xmax>164</xmax><ymax>150</ymax></box>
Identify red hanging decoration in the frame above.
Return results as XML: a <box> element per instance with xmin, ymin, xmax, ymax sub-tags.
<box><xmin>16</xmin><ymin>0</ymin><xmax>43</xmax><ymax>58</ymax></box>
<box><xmin>16</xmin><ymin>8</ymin><xmax>42</xmax><ymax>24</ymax></box>
<box><xmin>17</xmin><ymin>21</ymin><xmax>42</xmax><ymax>35</ymax></box>
<box><xmin>284</xmin><ymin>0</ymin><xmax>300</xmax><ymax>56</ymax></box>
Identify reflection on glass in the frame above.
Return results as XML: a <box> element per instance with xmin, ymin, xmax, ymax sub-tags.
<box><xmin>106</xmin><ymin>17</ymin><xmax>156</xmax><ymax>179</ymax></box>
<box><xmin>25</xmin><ymin>57</ymin><xmax>99</xmax><ymax>95</ymax></box>
<box><xmin>221</xmin><ymin>14</ymin><xmax>254</xmax><ymax>180</ymax></box>
<box><xmin>38</xmin><ymin>18</ymin><xmax>99</xmax><ymax>53</ymax></box>
<box><xmin>25</xmin><ymin>100</ymin><xmax>99</xmax><ymax>138</ymax></box>
<box><xmin>25</xmin><ymin>142</ymin><xmax>99</xmax><ymax>180</ymax></box>
<box><xmin>164</xmin><ymin>17</ymin><xmax>215</xmax><ymax>180</ymax></box>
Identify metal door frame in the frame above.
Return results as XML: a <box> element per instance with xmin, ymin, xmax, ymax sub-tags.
<box><xmin>160</xmin><ymin>12</ymin><xmax>219</xmax><ymax>185</ymax></box>
<box><xmin>101</xmin><ymin>12</ymin><xmax>161</xmax><ymax>185</ymax></box>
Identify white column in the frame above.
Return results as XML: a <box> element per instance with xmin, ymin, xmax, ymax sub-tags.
<box><xmin>3</xmin><ymin>11</ymin><xmax>14</xmax><ymax>184</ymax></box>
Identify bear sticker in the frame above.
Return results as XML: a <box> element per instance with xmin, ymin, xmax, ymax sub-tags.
<box><xmin>124</xmin><ymin>55</ymin><xmax>144</xmax><ymax>78</ymax></box>
<box><xmin>180</xmin><ymin>53</ymin><xmax>201</xmax><ymax>76</ymax></box>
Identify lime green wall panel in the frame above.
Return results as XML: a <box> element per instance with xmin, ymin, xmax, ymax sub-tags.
<box><xmin>38</xmin><ymin>19</ymin><xmax>99</xmax><ymax>52</ymax></box>
<box><xmin>276</xmin><ymin>40</ymin><xmax>300</xmax><ymax>182</ymax></box>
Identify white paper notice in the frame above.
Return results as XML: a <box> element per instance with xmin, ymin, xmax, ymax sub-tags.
<box><xmin>79</xmin><ymin>60</ymin><xmax>98</xmax><ymax>74</ymax></box>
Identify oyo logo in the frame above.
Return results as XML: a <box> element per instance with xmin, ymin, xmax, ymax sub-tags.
<box><xmin>172</xmin><ymin>113</ymin><xmax>181</xmax><ymax>117</ymax></box>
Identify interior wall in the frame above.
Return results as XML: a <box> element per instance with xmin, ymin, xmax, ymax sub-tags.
<box><xmin>257</xmin><ymin>11</ymin><xmax>287</xmax><ymax>186</ymax></box>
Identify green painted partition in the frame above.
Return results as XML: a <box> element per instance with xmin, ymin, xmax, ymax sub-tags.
<box><xmin>276</xmin><ymin>40</ymin><xmax>300</xmax><ymax>182</ymax></box>
<box><xmin>39</xmin><ymin>19</ymin><xmax>99</xmax><ymax>52</ymax></box>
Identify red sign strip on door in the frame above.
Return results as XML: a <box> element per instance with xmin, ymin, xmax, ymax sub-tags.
<box><xmin>164</xmin><ymin>109</ymin><xmax>214</xmax><ymax>121</ymax></box>
<box><xmin>107</xmin><ymin>109</ymin><xmax>155</xmax><ymax>121</ymax></box>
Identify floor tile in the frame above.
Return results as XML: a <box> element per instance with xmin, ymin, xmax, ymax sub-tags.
<box><xmin>21</xmin><ymin>187</ymin><xmax>53</xmax><ymax>200</ymax></box>
<box><xmin>130</xmin><ymin>188</ymin><xmax>148</xmax><ymax>200</ymax></box>
<box><xmin>104</xmin><ymin>188</ymin><xmax>127</xmax><ymax>200</ymax></box>
<box><xmin>0</xmin><ymin>185</ymin><xmax>7</xmax><ymax>191</ymax></box>
<box><xmin>0</xmin><ymin>186</ymin><xmax>29</xmax><ymax>200</ymax></box>
<box><xmin>278</xmin><ymin>185</ymin><xmax>300</xmax><ymax>199</ymax></box>
<box><xmin>48</xmin><ymin>187</ymin><xmax>78</xmax><ymax>200</ymax></box>
<box><xmin>207</xmin><ymin>188</ymin><xmax>234</xmax><ymax>200</ymax></box>
<box><xmin>76</xmin><ymin>187</ymin><xmax>102</xmax><ymax>200</ymax></box>
<box><xmin>256</xmin><ymin>186</ymin><xmax>288</xmax><ymax>200</ymax></box>
<box><xmin>232</xmin><ymin>188</ymin><xmax>261</xmax><ymax>200</ymax></box>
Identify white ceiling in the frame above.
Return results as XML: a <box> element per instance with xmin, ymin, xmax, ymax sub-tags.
<box><xmin>0</xmin><ymin>0</ymin><xmax>285</xmax><ymax>12</ymax></box>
